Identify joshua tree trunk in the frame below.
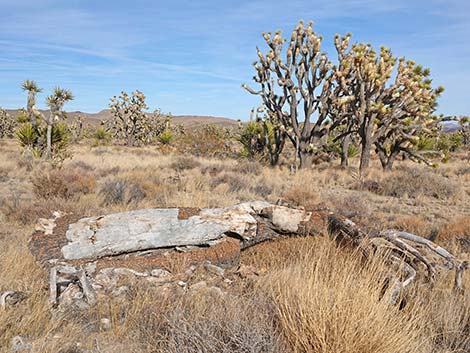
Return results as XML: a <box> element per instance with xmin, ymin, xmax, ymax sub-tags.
<box><xmin>359</xmin><ymin>137</ymin><xmax>371</xmax><ymax>173</ymax></box>
<box><xmin>46</xmin><ymin>122</ymin><xmax>52</xmax><ymax>160</ymax></box>
<box><xmin>340</xmin><ymin>135</ymin><xmax>350</xmax><ymax>168</ymax></box>
<box><xmin>298</xmin><ymin>140</ymin><xmax>314</xmax><ymax>169</ymax></box>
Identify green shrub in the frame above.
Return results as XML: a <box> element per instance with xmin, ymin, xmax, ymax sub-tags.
<box><xmin>158</xmin><ymin>129</ymin><xmax>174</xmax><ymax>145</ymax></box>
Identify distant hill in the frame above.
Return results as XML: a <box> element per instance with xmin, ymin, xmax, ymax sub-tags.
<box><xmin>5</xmin><ymin>109</ymin><xmax>241</xmax><ymax>130</ymax></box>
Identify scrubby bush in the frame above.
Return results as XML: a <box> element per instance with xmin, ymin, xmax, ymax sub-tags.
<box><xmin>32</xmin><ymin>168</ymin><xmax>96</xmax><ymax>200</ymax></box>
<box><xmin>158</xmin><ymin>129</ymin><xmax>174</xmax><ymax>145</ymax></box>
<box><xmin>99</xmin><ymin>179</ymin><xmax>146</xmax><ymax>205</ymax></box>
<box><xmin>177</xmin><ymin>125</ymin><xmax>236</xmax><ymax>158</ymax></box>
<box><xmin>169</xmin><ymin>156</ymin><xmax>201</xmax><ymax>171</ymax></box>
<box><xmin>380</xmin><ymin>167</ymin><xmax>458</xmax><ymax>199</ymax></box>
<box><xmin>238</xmin><ymin>120</ymin><xmax>265</xmax><ymax>158</ymax></box>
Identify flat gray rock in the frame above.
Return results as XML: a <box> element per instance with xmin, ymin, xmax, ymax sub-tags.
<box><xmin>61</xmin><ymin>202</ymin><xmax>272</xmax><ymax>261</ymax></box>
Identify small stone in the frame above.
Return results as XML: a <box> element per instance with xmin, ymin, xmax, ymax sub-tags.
<box><xmin>84</xmin><ymin>262</ymin><xmax>97</xmax><ymax>275</ymax></box>
<box><xmin>1</xmin><ymin>291</ymin><xmax>25</xmax><ymax>308</ymax></box>
<box><xmin>151</xmin><ymin>268</ymin><xmax>171</xmax><ymax>278</ymax></box>
<box><xmin>111</xmin><ymin>286</ymin><xmax>130</xmax><ymax>297</ymax></box>
<box><xmin>177</xmin><ymin>280</ymin><xmax>187</xmax><ymax>287</ymax></box>
<box><xmin>184</xmin><ymin>265</ymin><xmax>197</xmax><ymax>277</ymax></box>
<box><xmin>11</xmin><ymin>336</ymin><xmax>31</xmax><ymax>352</ymax></box>
<box><xmin>190</xmin><ymin>281</ymin><xmax>207</xmax><ymax>291</ymax></box>
<box><xmin>207</xmin><ymin>286</ymin><xmax>225</xmax><ymax>297</ymax></box>
<box><xmin>236</xmin><ymin>265</ymin><xmax>259</xmax><ymax>278</ymax></box>
<box><xmin>113</xmin><ymin>268</ymin><xmax>148</xmax><ymax>277</ymax></box>
<box><xmin>100</xmin><ymin>318</ymin><xmax>112</xmax><ymax>331</ymax></box>
<box><xmin>204</xmin><ymin>262</ymin><xmax>225</xmax><ymax>276</ymax></box>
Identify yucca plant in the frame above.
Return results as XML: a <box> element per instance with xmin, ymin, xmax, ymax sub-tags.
<box><xmin>16</xmin><ymin>123</ymin><xmax>38</xmax><ymax>148</ymax></box>
<box><xmin>21</xmin><ymin>80</ymin><xmax>43</xmax><ymax>144</ymax></box>
<box><xmin>45</xmin><ymin>87</ymin><xmax>74</xmax><ymax>159</ymax></box>
<box><xmin>92</xmin><ymin>126</ymin><xmax>111</xmax><ymax>145</ymax></box>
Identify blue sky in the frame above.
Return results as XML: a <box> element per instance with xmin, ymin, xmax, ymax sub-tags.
<box><xmin>0</xmin><ymin>0</ymin><xmax>468</xmax><ymax>119</ymax></box>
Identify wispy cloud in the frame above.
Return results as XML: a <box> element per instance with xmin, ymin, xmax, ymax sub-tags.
<box><xmin>0</xmin><ymin>0</ymin><xmax>468</xmax><ymax>116</ymax></box>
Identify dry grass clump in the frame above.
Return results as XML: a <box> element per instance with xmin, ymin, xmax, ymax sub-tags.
<box><xmin>393</xmin><ymin>215</ymin><xmax>439</xmax><ymax>241</ymax></box>
<box><xmin>229</xmin><ymin>160</ymin><xmax>263</xmax><ymax>175</ymax></box>
<box><xmin>32</xmin><ymin>168</ymin><xmax>96</xmax><ymax>200</ymax></box>
<box><xmin>282</xmin><ymin>186</ymin><xmax>319</xmax><ymax>210</ymax></box>
<box><xmin>380</xmin><ymin>166</ymin><xmax>459</xmax><ymax>199</ymax></box>
<box><xmin>262</xmin><ymin>238</ymin><xmax>422</xmax><ymax>353</ymax></box>
<box><xmin>99</xmin><ymin>179</ymin><xmax>146</xmax><ymax>205</ymax></box>
<box><xmin>411</xmin><ymin>284</ymin><xmax>470</xmax><ymax>352</ymax></box>
<box><xmin>212</xmin><ymin>172</ymin><xmax>250</xmax><ymax>193</ymax></box>
<box><xmin>169</xmin><ymin>156</ymin><xmax>202</xmax><ymax>171</ymax></box>
<box><xmin>439</xmin><ymin>216</ymin><xmax>470</xmax><ymax>243</ymax></box>
<box><xmin>143</xmin><ymin>291</ymin><xmax>286</xmax><ymax>352</ymax></box>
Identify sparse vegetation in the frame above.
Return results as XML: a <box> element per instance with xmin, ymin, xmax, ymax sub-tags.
<box><xmin>1</xmin><ymin>16</ymin><xmax>469</xmax><ymax>353</ymax></box>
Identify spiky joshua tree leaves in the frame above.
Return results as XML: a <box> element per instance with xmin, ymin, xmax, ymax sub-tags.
<box><xmin>18</xmin><ymin>81</ymin><xmax>74</xmax><ymax>162</ymax></box>
<box><xmin>0</xmin><ymin>108</ymin><xmax>17</xmax><ymax>138</ymax></box>
<box><xmin>108</xmin><ymin>90</ymin><xmax>150</xmax><ymax>147</ymax></box>
<box><xmin>45</xmin><ymin>87</ymin><xmax>74</xmax><ymax>159</ymax></box>
<box><xmin>21</xmin><ymin>80</ymin><xmax>43</xmax><ymax>147</ymax></box>
<box><xmin>244</xmin><ymin>21</ymin><xmax>444</xmax><ymax>171</ymax></box>
<box><xmin>332</xmin><ymin>36</ymin><xmax>443</xmax><ymax>172</ymax></box>
<box><xmin>243</xmin><ymin>21</ymin><xmax>348</xmax><ymax>169</ymax></box>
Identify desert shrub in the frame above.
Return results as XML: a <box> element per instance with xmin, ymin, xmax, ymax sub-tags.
<box><xmin>439</xmin><ymin>216</ymin><xmax>470</xmax><ymax>243</ymax></box>
<box><xmin>380</xmin><ymin>167</ymin><xmax>458</xmax><ymax>199</ymax></box>
<box><xmin>99</xmin><ymin>179</ymin><xmax>146</xmax><ymax>205</ymax></box>
<box><xmin>92</xmin><ymin>126</ymin><xmax>111</xmax><ymax>145</ymax></box>
<box><xmin>99</xmin><ymin>180</ymin><xmax>127</xmax><ymax>205</ymax></box>
<box><xmin>177</xmin><ymin>125</ymin><xmax>236</xmax><ymax>158</ymax></box>
<box><xmin>98</xmin><ymin>166</ymin><xmax>120</xmax><ymax>177</ymax></box>
<box><xmin>158</xmin><ymin>129</ymin><xmax>174</xmax><ymax>145</ymax></box>
<box><xmin>16</xmin><ymin>123</ymin><xmax>39</xmax><ymax>150</ymax></box>
<box><xmin>328</xmin><ymin>193</ymin><xmax>373</xmax><ymax>224</ymax></box>
<box><xmin>32</xmin><ymin>168</ymin><xmax>96</xmax><ymax>200</ymax></box>
<box><xmin>352</xmin><ymin>179</ymin><xmax>383</xmax><ymax>194</ymax></box>
<box><xmin>238</xmin><ymin>120</ymin><xmax>265</xmax><ymax>158</ymax></box>
<box><xmin>456</xmin><ymin>165</ymin><xmax>470</xmax><ymax>176</ymax></box>
<box><xmin>69</xmin><ymin>160</ymin><xmax>94</xmax><ymax>172</ymax></box>
<box><xmin>251</xmin><ymin>183</ymin><xmax>274</xmax><ymax>198</ymax></box>
<box><xmin>230</xmin><ymin>160</ymin><xmax>263</xmax><ymax>175</ymax></box>
<box><xmin>134</xmin><ymin>290</ymin><xmax>287</xmax><ymax>353</ymax></box>
<box><xmin>282</xmin><ymin>186</ymin><xmax>319</xmax><ymax>210</ymax></box>
<box><xmin>127</xmin><ymin>183</ymin><xmax>146</xmax><ymax>204</ymax></box>
<box><xmin>169</xmin><ymin>156</ymin><xmax>201</xmax><ymax>171</ymax></box>
<box><xmin>393</xmin><ymin>215</ymin><xmax>439</xmax><ymax>241</ymax></box>
<box><xmin>212</xmin><ymin>173</ymin><xmax>250</xmax><ymax>193</ymax></box>
<box><xmin>200</xmin><ymin>163</ymin><xmax>225</xmax><ymax>176</ymax></box>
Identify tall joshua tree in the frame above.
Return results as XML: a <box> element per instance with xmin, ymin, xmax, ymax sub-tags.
<box><xmin>108</xmin><ymin>90</ymin><xmax>149</xmax><ymax>147</ymax></box>
<box><xmin>373</xmin><ymin>61</ymin><xmax>443</xmax><ymax>170</ymax></box>
<box><xmin>45</xmin><ymin>87</ymin><xmax>74</xmax><ymax>159</ymax></box>
<box><xmin>243</xmin><ymin>21</ymin><xmax>345</xmax><ymax>168</ymax></box>
<box><xmin>332</xmin><ymin>36</ymin><xmax>442</xmax><ymax>172</ymax></box>
<box><xmin>21</xmin><ymin>79</ymin><xmax>43</xmax><ymax>141</ymax></box>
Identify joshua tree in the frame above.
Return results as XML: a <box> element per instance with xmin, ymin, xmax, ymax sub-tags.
<box><xmin>45</xmin><ymin>87</ymin><xmax>74</xmax><ymax>159</ymax></box>
<box><xmin>108</xmin><ymin>90</ymin><xmax>150</xmax><ymax>146</ymax></box>
<box><xmin>254</xmin><ymin>105</ymin><xmax>286</xmax><ymax>166</ymax></box>
<box><xmin>21</xmin><ymin>80</ymin><xmax>43</xmax><ymax>143</ymax></box>
<box><xmin>332</xmin><ymin>36</ymin><xmax>443</xmax><ymax>172</ymax></box>
<box><xmin>243</xmin><ymin>21</ymin><xmax>347</xmax><ymax>168</ymax></box>
<box><xmin>0</xmin><ymin>108</ymin><xmax>16</xmax><ymax>138</ymax></box>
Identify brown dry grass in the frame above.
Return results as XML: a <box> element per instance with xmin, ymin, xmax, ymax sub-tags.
<box><xmin>0</xmin><ymin>139</ymin><xmax>469</xmax><ymax>352</ymax></box>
